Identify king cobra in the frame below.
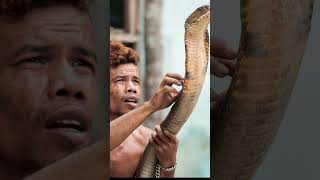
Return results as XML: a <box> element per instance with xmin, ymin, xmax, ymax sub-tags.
<box><xmin>213</xmin><ymin>0</ymin><xmax>314</xmax><ymax>179</ymax></box>
<box><xmin>134</xmin><ymin>5</ymin><xmax>210</xmax><ymax>177</ymax></box>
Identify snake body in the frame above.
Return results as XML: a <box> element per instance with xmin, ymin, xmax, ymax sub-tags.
<box><xmin>135</xmin><ymin>5</ymin><xmax>210</xmax><ymax>177</ymax></box>
<box><xmin>213</xmin><ymin>0</ymin><xmax>314</xmax><ymax>179</ymax></box>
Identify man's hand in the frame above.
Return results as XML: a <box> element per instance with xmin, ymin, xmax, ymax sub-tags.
<box><xmin>150</xmin><ymin>125</ymin><xmax>178</xmax><ymax>169</ymax></box>
<box><xmin>211</xmin><ymin>37</ymin><xmax>237</xmax><ymax>114</ymax></box>
<box><xmin>148</xmin><ymin>73</ymin><xmax>184</xmax><ymax>112</ymax></box>
<box><xmin>211</xmin><ymin>37</ymin><xmax>237</xmax><ymax>77</ymax></box>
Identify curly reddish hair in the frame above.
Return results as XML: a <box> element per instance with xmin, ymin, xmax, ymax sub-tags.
<box><xmin>110</xmin><ymin>41</ymin><xmax>139</xmax><ymax>68</ymax></box>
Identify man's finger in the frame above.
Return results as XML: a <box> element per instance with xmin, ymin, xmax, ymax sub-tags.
<box><xmin>150</xmin><ymin>137</ymin><xmax>155</xmax><ymax>145</ymax></box>
<box><xmin>171</xmin><ymin>92</ymin><xmax>179</xmax><ymax>98</ymax></box>
<box><xmin>165</xmin><ymin>73</ymin><xmax>184</xmax><ymax>80</ymax></box>
<box><xmin>164</xmin><ymin>85</ymin><xmax>179</xmax><ymax>95</ymax></box>
<box><xmin>160</xmin><ymin>76</ymin><xmax>183</xmax><ymax>87</ymax></box>
<box><xmin>212</xmin><ymin>58</ymin><xmax>230</xmax><ymax>77</ymax></box>
<box><xmin>216</xmin><ymin>58</ymin><xmax>237</xmax><ymax>76</ymax></box>
<box><xmin>155</xmin><ymin>125</ymin><xmax>169</xmax><ymax>143</ymax></box>
<box><xmin>163</xmin><ymin>129</ymin><xmax>178</xmax><ymax>143</ymax></box>
<box><xmin>211</xmin><ymin>37</ymin><xmax>238</xmax><ymax>59</ymax></box>
<box><xmin>152</xmin><ymin>131</ymin><xmax>163</xmax><ymax>146</ymax></box>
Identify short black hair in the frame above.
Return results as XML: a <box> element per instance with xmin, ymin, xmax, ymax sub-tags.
<box><xmin>0</xmin><ymin>0</ymin><xmax>92</xmax><ymax>19</ymax></box>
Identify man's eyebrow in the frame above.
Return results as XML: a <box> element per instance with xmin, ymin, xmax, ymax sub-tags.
<box><xmin>114</xmin><ymin>75</ymin><xmax>127</xmax><ymax>79</ymax></box>
<box><xmin>133</xmin><ymin>76</ymin><xmax>141</xmax><ymax>81</ymax></box>
<box><xmin>73</xmin><ymin>46</ymin><xmax>98</xmax><ymax>64</ymax></box>
<box><xmin>13</xmin><ymin>44</ymin><xmax>51</xmax><ymax>57</ymax></box>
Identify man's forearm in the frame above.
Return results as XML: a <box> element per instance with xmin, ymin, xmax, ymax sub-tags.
<box><xmin>110</xmin><ymin>101</ymin><xmax>156</xmax><ymax>150</ymax></box>
<box><xmin>24</xmin><ymin>140</ymin><xmax>107</xmax><ymax>180</ymax></box>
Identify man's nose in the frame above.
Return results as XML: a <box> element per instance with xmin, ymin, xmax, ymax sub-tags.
<box><xmin>48</xmin><ymin>62</ymin><xmax>86</xmax><ymax>101</ymax></box>
<box><xmin>126</xmin><ymin>81</ymin><xmax>137</xmax><ymax>94</ymax></box>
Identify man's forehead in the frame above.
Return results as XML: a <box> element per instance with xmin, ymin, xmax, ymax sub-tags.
<box><xmin>111</xmin><ymin>64</ymin><xmax>140</xmax><ymax>77</ymax></box>
<box><xmin>26</xmin><ymin>6</ymin><xmax>92</xmax><ymax>43</ymax></box>
<box><xmin>0</xmin><ymin>6</ymin><xmax>91</xmax><ymax>30</ymax></box>
<box><xmin>0</xmin><ymin>6</ymin><xmax>94</xmax><ymax>60</ymax></box>
<box><xmin>25</xmin><ymin>5</ymin><xmax>90</xmax><ymax>21</ymax></box>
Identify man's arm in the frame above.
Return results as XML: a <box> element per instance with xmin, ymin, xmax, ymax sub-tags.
<box><xmin>110</xmin><ymin>101</ymin><xmax>156</xmax><ymax>150</ymax></box>
<box><xmin>24</xmin><ymin>140</ymin><xmax>107</xmax><ymax>180</ymax></box>
<box><xmin>110</xmin><ymin>73</ymin><xmax>183</xmax><ymax>150</ymax></box>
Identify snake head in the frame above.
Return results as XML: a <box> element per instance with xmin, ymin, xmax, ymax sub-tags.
<box><xmin>184</xmin><ymin>5</ymin><xmax>210</xmax><ymax>29</ymax></box>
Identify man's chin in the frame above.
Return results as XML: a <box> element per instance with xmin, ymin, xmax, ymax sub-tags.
<box><xmin>44</xmin><ymin>129</ymin><xmax>92</xmax><ymax>148</ymax></box>
<box><xmin>124</xmin><ymin>102</ymin><xmax>139</xmax><ymax>109</ymax></box>
<box><xmin>22</xmin><ymin>148</ymin><xmax>72</xmax><ymax>175</ymax></box>
<box><xmin>121</xmin><ymin>105</ymin><xmax>138</xmax><ymax>114</ymax></box>
<box><xmin>31</xmin><ymin>131</ymin><xmax>92</xmax><ymax>167</ymax></box>
<box><xmin>32</xmin><ymin>142</ymin><xmax>89</xmax><ymax>170</ymax></box>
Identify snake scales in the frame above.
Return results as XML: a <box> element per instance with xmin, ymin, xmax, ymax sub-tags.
<box><xmin>213</xmin><ymin>0</ymin><xmax>314</xmax><ymax>179</ymax></box>
<box><xmin>134</xmin><ymin>5</ymin><xmax>210</xmax><ymax>177</ymax></box>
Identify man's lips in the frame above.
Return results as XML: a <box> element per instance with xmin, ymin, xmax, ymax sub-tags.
<box><xmin>44</xmin><ymin>108</ymin><xmax>92</xmax><ymax>146</ymax></box>
<box><xmin>45</xmin><ymin>111</ymin><xmax>89</xmax><ymax>132</ymax></box>
<box><xmin>124</xmin><ymin>96</ymin><xmax>138</xmax><ymax>106</ymax></box>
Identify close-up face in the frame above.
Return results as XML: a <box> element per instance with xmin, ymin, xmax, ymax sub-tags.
<box><xmin>0</xmin><ymin>5</ymin><xmax>98</xmax><ymax>172</ymax></box>
<box><xmin>110</xmin><ymin>63</ymin><xmax>141</xmax><ymax>118</ymax></box>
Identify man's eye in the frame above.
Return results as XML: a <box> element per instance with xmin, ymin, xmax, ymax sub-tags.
<box><xmin>14</xmin><ymin>56</ymin><xmax>49</xmax><ymax>69</ymax></box>
<box><xmin>134</xmin><ymin>80</ymin><xmax>141</xmax><ymax>85</ymax></box>
<box><xmin>71</xmin><ymin>59</ymin><xmax>95</xmax><ymax>72</ymax></box>
<box><xmin>20</xmin><ymin>57</ymin><xmax>48</xmax><ymax>65</ymax></box>
<box><xmin>115</xmin><ymin>79</ymin><xmax>125</xmax><ymax>83</ymax></box>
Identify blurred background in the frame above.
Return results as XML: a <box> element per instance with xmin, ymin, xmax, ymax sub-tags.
<box><xmin>212</xmin><ymin>0</ymin><xmax>320</xmax><ymax>179</ymax></box>
<box><xmin>110</xmin><ymin>0</ymin><xmax>210</xmax><ymax>177</ymax></box>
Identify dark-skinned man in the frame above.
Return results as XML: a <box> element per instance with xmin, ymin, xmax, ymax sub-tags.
<box><xmin>109</xmin><ymin>41</ymin><xmax>181</xmax><ymax>178</ymax></box>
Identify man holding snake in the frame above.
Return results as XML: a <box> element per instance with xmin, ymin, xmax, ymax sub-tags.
<box><xmin>109</xmin><ymin>41</ymin><xmax>181</xmax><ymax>177</ymax></box>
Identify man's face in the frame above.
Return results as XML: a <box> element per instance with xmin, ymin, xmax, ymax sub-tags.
<box><xmin>110</xmin><ymin>63</ymin><xmax>141</xmax><ymax>117</ymax></box>
<box><xmin>0</xmin><ymin>6</ymin><xmax>98</xmax><ymax>171</ymax></box>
